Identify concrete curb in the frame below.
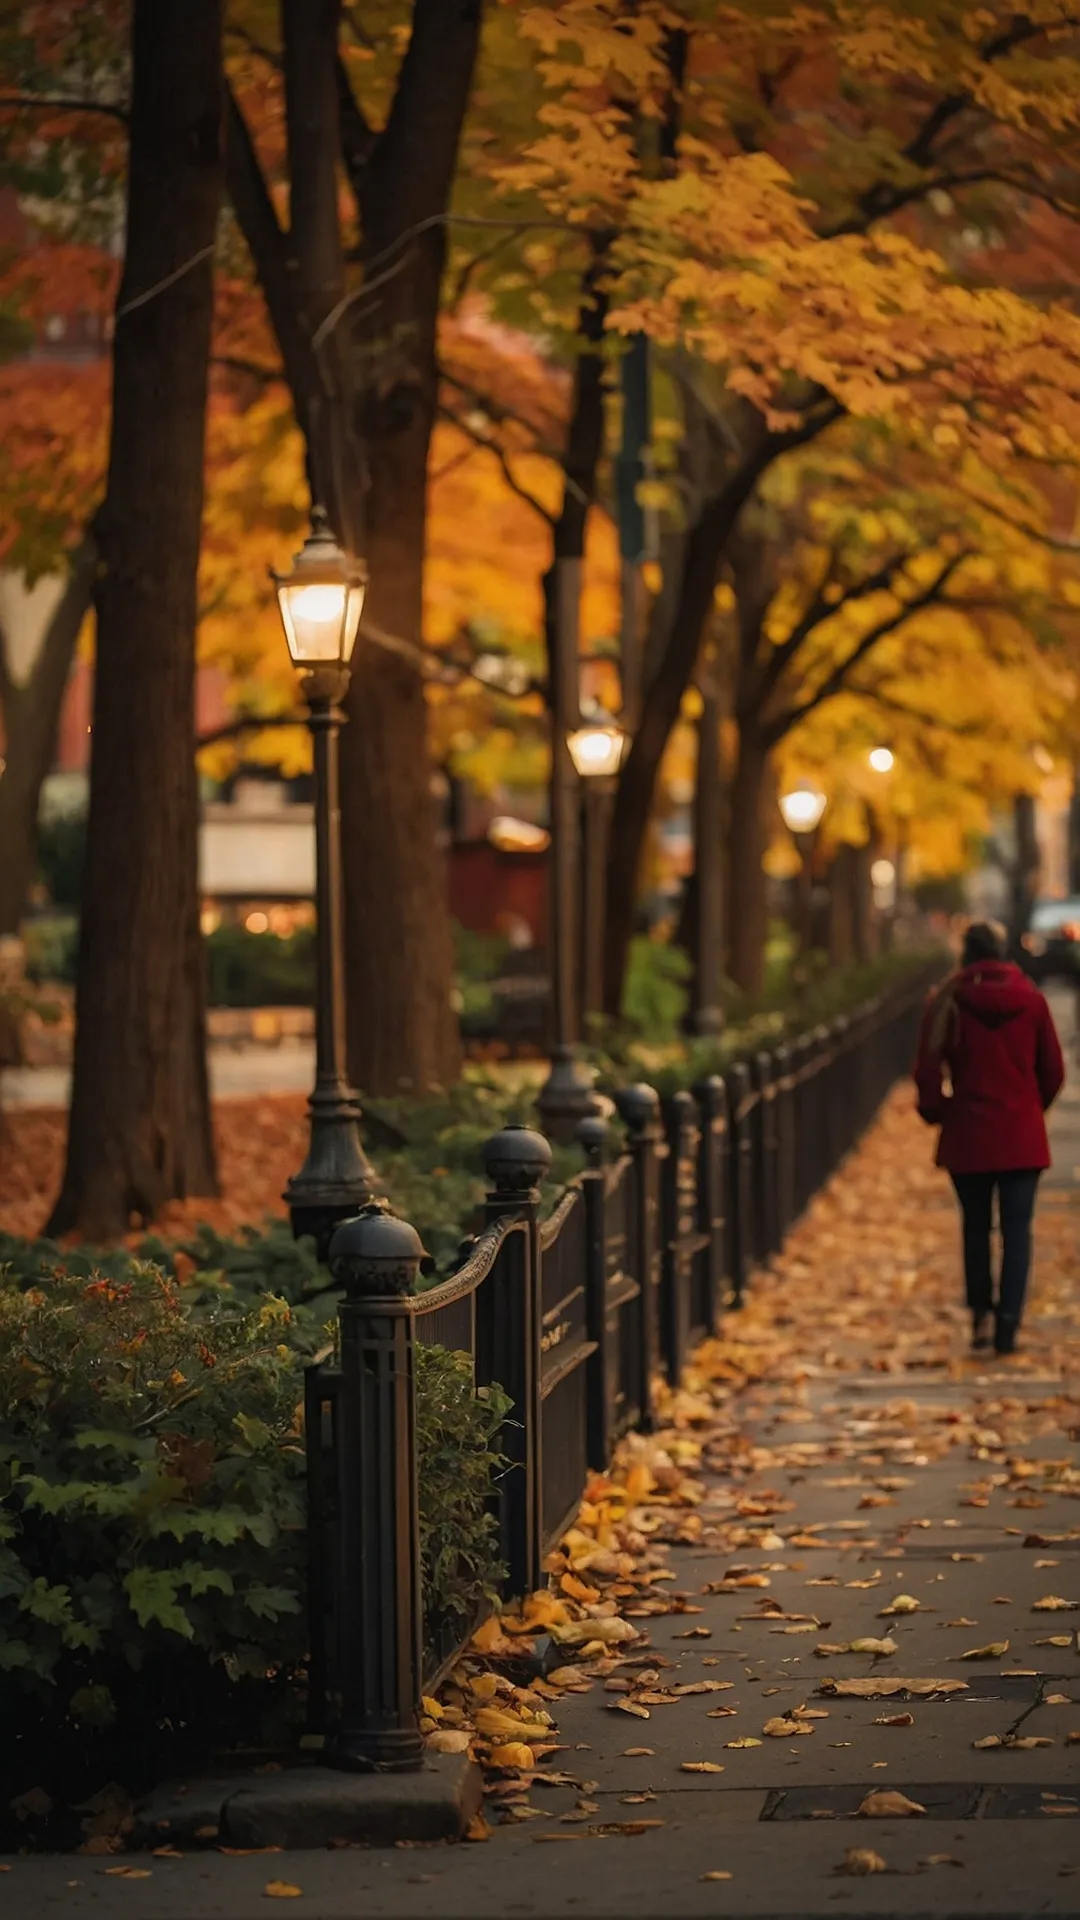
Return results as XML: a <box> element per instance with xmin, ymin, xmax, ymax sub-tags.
<box><xmin>131</xmin><ymin>1755</ymin><xmax>482</xmax><ymax>1851</ymax></box>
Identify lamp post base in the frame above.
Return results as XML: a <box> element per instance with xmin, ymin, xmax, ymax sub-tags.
<box><xmin>537</xmin><ymin>1043</ymin><xmax>600</xmax><ymax>1145</ymax></box>
<box><xmin>285</xmin><ymin>1078</ymin><xmax>375</xmax><ymax>1258</ymax></box>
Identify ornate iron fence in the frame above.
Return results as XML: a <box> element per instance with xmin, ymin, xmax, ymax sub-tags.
<box><xmin>304</xmin><ymin>964</ymin><xmax>938</xmax><ymax>1768</ymax></box>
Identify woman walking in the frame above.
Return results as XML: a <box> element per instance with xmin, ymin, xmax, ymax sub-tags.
<box><xmin>914</xmin><ymin>922</ymin><xmax>1065</xmax><ymax>1354</ymax></box>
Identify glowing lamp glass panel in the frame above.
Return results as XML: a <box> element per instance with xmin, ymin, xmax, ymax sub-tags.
<box><xmin>779</xmin><ymin>786</ymin><xmax>827</xmax><ymax>834</ymax></box>
<box><xmin>277</xmin><ymin>577</ymin><xmax>365</xmax><ymax>666</ymax></box>
<box><xmin>567</xmin><ymin>723</ymin><xmax>626</xmax><ymax>779</ymax></box>
<box><xmin>870</xmin><ymin>859</ymin><xmax>896</xmax><ymax>889</ymax></box>
<box><xmin>868</xmin><ymin>747</ymin><xmax>895</xmax><ymax>774</ymax></box>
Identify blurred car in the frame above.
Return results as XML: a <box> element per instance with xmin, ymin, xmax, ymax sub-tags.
<box><xmin>1019</xmin><ymin>897</ymin><xmax>1080</xmax><ymax>983</ymax></box>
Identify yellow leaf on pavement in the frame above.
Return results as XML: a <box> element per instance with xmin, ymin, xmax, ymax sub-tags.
<box><xmin>857</xmin><ymin>1791</ymin><xmax>925</xmax><ymax>1817</ymax></box>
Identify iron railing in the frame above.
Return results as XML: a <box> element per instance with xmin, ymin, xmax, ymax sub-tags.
<box><xmin>304</xmin><ymin>964</ymin><xmax>938</xmax><ymax>1768</ymax></box>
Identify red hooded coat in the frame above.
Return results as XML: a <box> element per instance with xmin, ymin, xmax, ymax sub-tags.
<box><xmin>913</xmin><ymin>961</ymin><xmax>1065</xmax><ymax>1174</ymax></box>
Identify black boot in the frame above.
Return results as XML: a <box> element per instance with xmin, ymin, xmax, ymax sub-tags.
<box><xmin>971</xmin><ymin>1310</ymin><xmax>994</xmax><ymax>1352</ymax></box>
<box><xmin>994</xmin><ymin>1313</ymin><xmax>1019</xmax><ymax>1356</ymax></box>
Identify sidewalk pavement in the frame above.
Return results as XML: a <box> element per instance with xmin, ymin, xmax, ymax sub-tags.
<box><xmin>1</xmin><ymin>1042</ymin><xmax>317</xmax><ymax>1110</ymax></box>
<box><xmin>4</xmin><ymin>1002</ymin><xmax>1079</xmax><ymax>1919</ymax></box>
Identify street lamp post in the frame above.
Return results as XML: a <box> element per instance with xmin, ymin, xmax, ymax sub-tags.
<box><xmin>538</xmin><ymin>710</ymin><xmax>627</xmax><ymax>1143</ymax></box>
<box><xmin>567</xmin><ymin>714</ymin><xmax>628</xmax><ymax>1031</ymax></box>
<box><xmin>273</xmin><ymin>508</ymin><xmax>374</xmax><ymax>1251</ymax></box>
<box><xmin>778</xmin><ymin>783</ymin><xmax>828</xmax><ymax>955</ymax></box>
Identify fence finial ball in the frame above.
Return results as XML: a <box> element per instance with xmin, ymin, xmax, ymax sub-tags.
<box><xmin>328</xmin><ymin>1203</ymin><xmax>425</xmax><ymax>1296</ymax></box>
<box><xmin>483</xmin><ymin>1124</ymin><xmax>553</xmax><ymax>1194</ymax></box>
<box><xmin>614</xmin><ymin>1083</ymin><xmax>660</xmax><ymax>1132</ymax></box>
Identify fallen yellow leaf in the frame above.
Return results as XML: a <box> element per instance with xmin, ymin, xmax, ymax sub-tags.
<box><xmin>840</xmin><ymin>1848</ymin><xmax>887</xmax><ymax>1875</ymax></box>
<box><xmin>263</xmin><ymin>1883</ymin><xmax>303</xmax><ymax>1899</ymax></box>
<box><xmin>857</xmin><ymin>1791</ymin><xmax>925</xmax><ymax>1818</ymax></box>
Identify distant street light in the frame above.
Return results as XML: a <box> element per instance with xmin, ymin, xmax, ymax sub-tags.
<box><xmin>779</xmin><ymin>783</ymin><xmax>828</xmax><ymax>837</ymax></box>
<box><xmin>779</xmin><ymin>783</ymin><xmax>828</xmax><ymax>952</ymax></box>
<box><xmin>539</xmin><ymin>710</ymin><xmax>628</xmax><ymax>1140</ymax></box>
<box><xmin>868</xmin><ymin>746</ymin><xmax>895</xmax><ymax>775</ymax></box>
<box><xmin>567</xmin><ymin>718</ymin><xmax>628</xmax><ymax>781</ymax></box>
<box><xmin>568</xmin><ymin>714</ymin><xmax>628</xmax><ymax>1026</ymax></box>
<box><xmin>273</xmin><ymin>508</ymin><xmax>373</xmax><ymax>1250</ymax></box>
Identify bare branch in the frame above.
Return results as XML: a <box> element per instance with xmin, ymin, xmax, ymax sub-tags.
<box><xmin>225</xmin><ymin>23</ymin><xmax>283</xmax><ymax>72</ymax></box>
<box><xmin>439</xmin><ymin>368</ymin><xmax>581</xmax><ymax>496</ymax></box>
<box><xmin>438</xmin><ymin>406</ymin><xmax>557</xmax><ymax>526</ymax></box>
<box><xmin>0</xmin><ymin>92</ymin><xmax>129</xmax><ymax>125</ymax></box>
<box><xmin>757</xmin><ymin>547</ymin><xmax>908</xmax><ymax>700</ymax></box>
<box><xmin>211</xmin><ymin>353</ymin><xmax>285</xmax><ymax>385</ymax></box>
<box><xmin>766</xmin><ymin>551</ymin><xmax>971</xmax><ymax>742</ymax></box>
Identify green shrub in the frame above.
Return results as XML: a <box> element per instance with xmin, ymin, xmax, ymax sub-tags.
<box><xmin>0</xmin><ymin>1258</ymin><xmax>509</xmax><ymax>1794</ymax></box>
<box><xmin>22</xmin><ymin>915</ymin><xmax>79</xmax><ymax>987</ymax></box>
<box><xmin>36</xmin><ymin>809</ymin><xmax>86</xmax><ymax>911</ymax></box>
<box><xmin>204</xmin><ymin>923</ymin><xmax>315</xmax><ymax>1008</ymax></box>
<box><xmin>620</xmin><ymin>932</ymin><xmax>693</xmax><ymax>1038</ymax></box>
<box><xmin>414</xmin><ymin>1346</ymin><xmax>509</xmax><ymax>1647</ymax></box>
<box><xmin>0</xmin><ymin>1267</ymin><xmax>309</xmax><ymax>1759</ymax></box>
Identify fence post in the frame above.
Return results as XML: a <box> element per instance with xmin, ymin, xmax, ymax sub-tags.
<box><xmin>693</xmin><ymin>1074</ymin><xmax>728</xmax><ymax>1335</ymax></box>
<box><xmin>724</xmin><ymin>1061</ymin><xmax>752</xmax><ymax>1306</ymax></box>
<box><xmin>772</xmin><ymin>1044</ymin><xmax>795</xmax><ymax>1245</ymax></box>
<box><xmin>615</xmin><ymin>1083</ymin><xmax>664</xmax><ymax>1427</ymax></box>
<box><xmin>325</xmin><ymin>1205</ymin><xmax>426</xmax><ymax>1771</ymax></box>
<box><xmin>577</xmin><ymin>1114</ymin><xmax>611</xmax><ymax>1469</ymax></box>
<box><xmin>660</xmin><ymin>1089</ymin><xmax>698</xmax><ymax>1386</ymax></box>
<box><xmin>477</xmin><ymin>1124</ymin><xmax>551</xmax><ymax>1598</ymax></box>
<box><xmin>753</xmin><ymin>1051</ymin><xmax>779</xmax><ymax>1263</ymax></box>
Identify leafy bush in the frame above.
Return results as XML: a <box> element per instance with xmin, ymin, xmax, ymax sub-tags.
<box><xmin>204</xmin><ymin>923</ymin><xmax>315</xmax><ymax>1008</ymax></box>
<box><xmin>36</xmin><ymin>809</ymin><xmax>87</xmax><ymax>912</ymax></box>
<box><xmin>620</xmin><ymin>932</ymin><xmax>693</xmax><ymax>1038</ymax></box>
<box><xmin>453</xmin><ymin>920</ymin><xmax>510</xmax><ymax>1023</ymax></box>
<box><xmin>21</xmin><ymin>915</ymin><xmax>78</xmax><ymax>987</ymax></box>
<box><xmin>0</xmin><ymin>1267</ymin><xmax>308</xmax><ymax>1763</ymax></box>
<box><xmin>415</xmin><ymin>1346</ymin><xmax>509</xmax><ymax>1649</ymax></box>
<box><xmin>0</xmin><ymin>1258</ymin><xmax>509</xmax><ymax>1798</ymax></box>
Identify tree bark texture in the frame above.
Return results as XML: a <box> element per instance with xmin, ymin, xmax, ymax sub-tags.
<box><xmin>601</xmin><ymin>402</ymin><xmax>837</xmax><ymax>1016</ymax></box>
<box><xmin>227</xmin><ymin>0</ymin><xmax>480</xmax><ymax>1094</ymax></box>
<box><xmin>0</xmin><ymin>543</ymin><xmax>94</xmax><ymax>937</ymax></box>
<box><xmin>542</xmin><ymin>255</ymin><xmax>608</xmax><ymax>1045</ymax></box>
<box><xmin>50</xmin><ymin>0</ymin><xmax>222</xmax><ymax>1237</ymax></box>
<box><xmin>725</xmin><ymin>730</ymin><xmax>770</xmax><ymax>999</ymax></box>
<box><xmin>1008</xmin><ymin>790</ymin><xmax>1040</xmax><ymax>951</ymax></box>
<box><xmin>691</xmin><ymin>678</ymin><xmax>725</xmax><ymax>1030</ymax></box>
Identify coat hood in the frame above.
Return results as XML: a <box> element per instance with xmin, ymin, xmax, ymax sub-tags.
<box><xmin>952</xmin><ymin>960</ymin><xmax>1037</xmax><ymax>1027</ymax></box>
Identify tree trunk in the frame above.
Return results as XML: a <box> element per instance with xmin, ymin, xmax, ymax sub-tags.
<box><xmin>726</xmin><ymin>730</ymin><xmax>770</xmax><ymax>998</ymax></box>
<box><xmin>828</xmin><ymin>845</ymin><xmax>856</xmax><ymax>967</ymax></box>
<box><xmin>226</xmin><ymin>0</ymin><xmax>478</xmax><ymax>1095</ymax></box>
<box><xmin>49</xmin><ymin>0</ymin><xmax>222</xmax><ymax>1238</ymax></box>
<box><xmin>602</xmin><ymin>403</ymin><xmax>834</xmax><ymax>1015</ymax></box>
<box><xmin>852</xmin><ymin>840</ymin><xmax>875</xmax><ymax>963</ymax></box>
<box><xmin>1007</xmin><ymin>790</ymin><xmax>1040</xmax><ymax>953</ymax></box>
<box><xmin>691</xmin><ymin>677</ymin><xmax>725</xmax><ymax>1031</ymax></box>
<box><xmin>542</xmin><ymin>253</ymin><xmax>608</xmax><ymax>1048</ymax></box>
<box><xmin>338</xmin><ymin>2</ymin><xmax>480</xmax><ymax>1094</ymax></box>
<box><xmin>0</xmin><ymin>544</ymin><xmax>95</xmax><ymax>937</ymax></box>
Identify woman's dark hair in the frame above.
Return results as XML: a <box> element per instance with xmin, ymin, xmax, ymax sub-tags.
<box><xmin>961</xmin><ymin>920</ymin><xmax>1005</xmax><ymax>966</ymax></box>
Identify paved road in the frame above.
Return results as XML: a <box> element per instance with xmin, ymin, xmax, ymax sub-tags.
<box><xmin>3</xmin><ymin>998</ymin><xmax>1078</xmax><ymax>1919</ymax></box>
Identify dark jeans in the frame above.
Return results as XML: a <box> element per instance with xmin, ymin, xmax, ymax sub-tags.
<box><xmin>950</xmin><ymin>1170</ymin><xmax>1041</xmax><ymax>1324</ymax></box>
